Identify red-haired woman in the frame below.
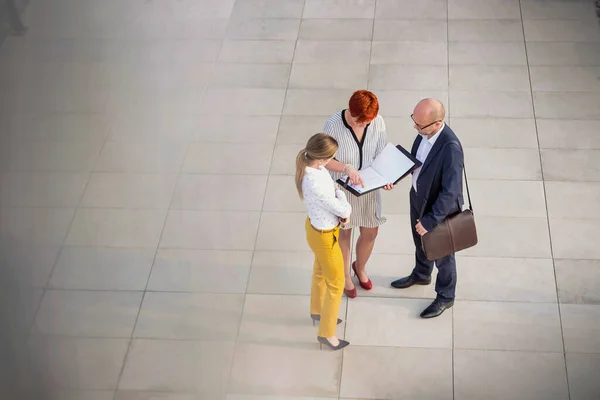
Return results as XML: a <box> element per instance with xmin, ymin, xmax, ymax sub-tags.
<box><xmin>323</xmin><ymin>90</ymin><xmax>392</xmax><ymax>298</ymax></box>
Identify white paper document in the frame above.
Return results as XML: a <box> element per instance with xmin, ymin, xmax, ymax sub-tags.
<box><xmin>339</xmin><ymin>143</ymin><xmax>418</xmax><ymax>194</ymax></box>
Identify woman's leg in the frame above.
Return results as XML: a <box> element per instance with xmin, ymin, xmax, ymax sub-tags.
<box><xmin>309</xmin><ymin>256</ymin><xmax>325</xmax><ymax>316</ymax></box>
<box><xmin>354</xmin><ymin>226</ymin><xmax>379</xmax><ymax>281</ymax></box>
<box><xmin>338</xmin><ymin>228</ymin><xmax>353</xmax><ymax>291</ymax></box>
<box><xmin>316</xmin><ymin>229</ymin><xmax>345</xmax><ymax>341</ymax></box>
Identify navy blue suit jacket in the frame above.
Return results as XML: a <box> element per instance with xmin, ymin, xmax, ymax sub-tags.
<box><xmin>411</xmin><ymin>124</ymin><xmax>464</xmax><ymax>232</ymax></box>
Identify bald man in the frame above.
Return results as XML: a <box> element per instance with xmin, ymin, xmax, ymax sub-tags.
<box><xmin>391</xmin><ymin>99</ymin><xmax>464</xmax><ymax>318</ymax></box>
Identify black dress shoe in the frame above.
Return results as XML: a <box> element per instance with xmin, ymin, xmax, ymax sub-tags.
<box><xmin>420</xmin><ymin>299</ymin><xmax>454</xmax><ymax>319</ymax></box>
<box><xmin>391</xmin><ymin>274</ymin><xmax>431</xmax><ymax>289</ymax></box>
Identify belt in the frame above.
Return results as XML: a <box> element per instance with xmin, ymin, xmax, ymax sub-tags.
<box><xmin>311</xmin><ymin>224</ymin><xmax>339</xmax><ymax>233</ymax></box>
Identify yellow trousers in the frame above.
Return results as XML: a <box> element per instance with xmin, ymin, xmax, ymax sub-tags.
<box><xmin>305</xmin><ymin>217</ymin><xmax>345</xmax><ymax>338</ymax></box>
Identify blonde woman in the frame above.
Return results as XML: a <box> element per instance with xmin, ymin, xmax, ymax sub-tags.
<box><xmin>296</xmin><ymin>133</ymin><xmax>351</xmax><ymax>351</ymax></box>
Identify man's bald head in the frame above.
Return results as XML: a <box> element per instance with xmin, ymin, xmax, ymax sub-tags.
<box><xmin>414</xmin><ymin>98</ymin><xmax>445</xmax><ymax>123</ymax></box>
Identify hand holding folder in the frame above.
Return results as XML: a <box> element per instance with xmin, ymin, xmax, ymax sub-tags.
<box><xmin>337</xmin><ymin>143</ymin><xmax>422</xmax><ymax>197</ymax></box>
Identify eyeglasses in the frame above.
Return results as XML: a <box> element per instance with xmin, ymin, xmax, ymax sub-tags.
<box><xmin>411</xmin><ymin>114</ymin><xmax>440</xmax><ymax>130</ymax></box>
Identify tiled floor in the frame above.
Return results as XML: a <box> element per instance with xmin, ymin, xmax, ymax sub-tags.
<box><xmin>1</xmin><ymin>0</ymin><xmax>599</xmax><ymax>399</ymax></box>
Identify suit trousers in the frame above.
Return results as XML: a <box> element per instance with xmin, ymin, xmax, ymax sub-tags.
<box><xmin>305</xmin><ymin>218</ymin><xmax>345</xmax><ymax>338</ymax></box>
<box><xmin>410</xmin><ymin>189</ymin><xmax>457</xmax><ymax>300</ymax></box>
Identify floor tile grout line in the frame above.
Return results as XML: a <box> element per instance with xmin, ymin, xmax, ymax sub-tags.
<box><xmin>28</xmin><ymin>97</ymin><xmax>114</xmax><ymax>340</ymax></box>
<box><xmin>518</xmin><ymin>1</ymin><xmax>571</xmax><ymax>399</ymax></box>
<box><xmin>109</xmin><ymin>85</ymin><xmax>209</xmax><ymax>400</ymax></box>
<box><xmin>223</xmin><ymin>3</ymin><xmax>307</xmax><ymax>395</ymax></box>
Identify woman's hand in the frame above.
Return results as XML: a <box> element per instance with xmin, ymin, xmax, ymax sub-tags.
<box><xmin>383</xmin><ymin>183</ymin><xmax>394</xmax><ymax>191</ymax></box>
<box><xmin>339</xmin><ymin>216</ymin><xmax>350</xmax><ymax>227</ymax></box>
<box><xmin>347</xmin><ymin>167</ymin><xmax>364</xmax><ymax>187</ymax></box>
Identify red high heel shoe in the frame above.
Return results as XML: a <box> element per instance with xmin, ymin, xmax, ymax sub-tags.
<box><xmin>344</xmin><ymin>287</ymin><xmax>357</xmax><ymax>298</ymax></box>
<box><xmin>352</xmin><ymin>261</ymin><xmax>372</xmax><ymax>290</ymax></box>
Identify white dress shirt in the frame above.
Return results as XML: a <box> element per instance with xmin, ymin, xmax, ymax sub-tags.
<box><xmin>412</xmin><ymin>123</ymin><xmax>445</xmax><ymax>192</ymax></box>
<box><xmin>302</xmin><ymin>166</ymin><xmax>352</xmax><ymax>230</ymax></box>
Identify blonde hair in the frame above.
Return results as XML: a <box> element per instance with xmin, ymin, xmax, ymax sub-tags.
<box><xmin>295</xmin><ymin>133</ymin><xmax>339</xmax><ymax>199</ymax></box>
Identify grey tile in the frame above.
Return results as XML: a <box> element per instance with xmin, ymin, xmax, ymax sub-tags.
<box><xmin>212</xmin><ymin>63</ymin><xmax>291</xmax><ymax>88</ymax></box>
<box><xmin>282</xmin><ymin>89</ymin><xmax>353</xmax><ymax>116</ymax></box>
<box><xmin>450</xmin><ymin>65</ymin><xmax>530</xmax><ymax>91</ymax></box>
<box><xmin>225</xmin><ymin>18</ymin><xmax>300</xmax><ymax>40</ymax></box>
<box><xmin>33</xmin><ymin>290</ymin><xmax>142</xmax><ymax>337</ymax></box>
<box><xmin>230</xmin><ymin>0</ymin><xmax>304</xmax><ymax>19</ymax></box>
<box><xmin>293</xmin><ymin>40</ymin><xmax>371</xmax><ymax>64</ymax></box>
<box><xmin>135</xmin><ymin>0</ymin><xmax>235</xmax><ymax>19</ymax></box>
<box><xmin>80</xmin><ymin>173</ymin><xmax>178</xmax><ymax>209</ymax></box>
<box><xmin>107</xmin><ymin>112</ymin><xmax>198</xmax><ymax>142</ymax></box>
<box><xmin>139</xmin><ymin>18</ymin><xmax>230</xmax><ymax>41</ymax></box>
<box><xmin>124</xmin><ymin>40</ymin><xmax>223</xmax><ymax>63</ymax></box>
<box><xmin>451</xmin><ymin>90</ymin><xmax>534</xmax><ymax>118</ymax></box>
<box><xmin>524</xmin><ymin>20</ymin><xmax>600</xmax><ymax>42</ymax></box>
<box><xmin>448</xmin><ymin>20</ymin><xmax>524</xmax><ymax>41</ymax></box>
<box><xmin>303</xmin><ymin>0</ymin><xmax>376</xmax><ymax>18</ymax></box>
<box><xmin>454</xmin><ymin>301</ymin><xmax>563</xmax><ymax>351</ymax></box>
<box><xmin>469</xmin><ymin>180</ymin><xmax>546</xmax><ymax>217</ymax></box>
<box><xmin>534</xmin><ymin>92</ymin><xmax>600</xmax><ymax>119</ymax></box>
<box><xmin>448</xmin><ymin>0</ymin><xmax>521</xmax><ymax>19</ymax></box>
<box><xmin>340</xmin><ymin>346</ymin><xmax>453</xmax><ymax>399</ymax></box>
<box><xmin>263</xmin><ymin>175</ymin><xmax>304</xmax><ymax>212</ymax></box>
<box><xmin>454</xmin><ymin>350</ymin><xmax>569</xmax><ymax>400</ymax></box>
<box><xmin>549</xmin><ymin>218</ymin><xmax>600</xmax><ymax>260</ymax></box>
<box><xmin>375</xmin><ymin>0</ymin><xmax>447</xmax><ymax>20</ymax></box>
<box><xmin>49</xmin><ymin>247</ymin><xmax>154</xmax><ymax>291</ymax></box>
<box><xmin>119</xmin><ymin>339</ymin><xmax>235</xmax><ymax>396</ymax></box>
<box><xmin>1</xmin><ymin>113</ymin><xmax>109</xmax><ymax>142</ymax></box>
<box><xmin>541</xmin><ymin>149</ymin><xmax>600</xmax><ymax>182</ymax></box>
<box><xmin>288</xmin><ymin>63</ymin><xmax>368</xmax><ymax>89</ymax></box>
<box><xmin>299</xmin><ymin>19</ymin><xmax>374</xmax><ymax>41</ymax></box>
<box><xmin>0</xmin><ymin>207</ymin><xmax>75</xmax><ymax>245</ymax></box>
<box><xmin>449</xmin><ymin>42</ymin><xmax>527</xmax><ymax>65</ymax></box>
<box><xmin>375</xmin><ymin>90</ymin><xmax>449</xmax><ymax>117</ymax></box>
<box><xmin>200</xmin><ymin>88</ymin><xmax>286</xmax><ymax>115</ymax></box>
<box><xmin>521</xmin><ymin>0</ymin><xmax>597</xmax><ymax>21</ymax></box>
<box><xmin>456</xmin><ymin>256</ymin><xmax>557</xmax><ymax>302</ymax></box>
<box><xmin>247</xmin><ymin>251</ymin><xmax>314</xmax><ymax>295</ymax></box>
<box><xmin>450</xmin><ymin>118</ymin><xmax>538</xmax><ymax>148</ymax></box>
<box><xmin>462</xmin><ymin>216</ymin><xmax>552</xmax><ymax>258</ymax></box>
<box><xmin>105</xmin><ymin>88</ymin><xmax>204</xmax><ymax>115</ymax></box>
<box><xmin>373</xmin><ymin>20</ymin><xmax>447</xmax><ymax>41</ymax></box>
<box><xmin>115</xmin><ymin>393</ymin><xmax>200</xmax><ymax>400</ymax></box>
<box><xmin>0</xmin><ymin>171</ymin><xmax>88</xmax><ymax>207</ymax></box>
<box><xmin>229</xmin><ymin>342</ymin><xmax>342</xmax><ymax>397</ymax></box>
<box><xmin>346</xmin><ymin>297</ymin><xmax>452</xmax><ymax>348</ymax></box>
<box><xmin>276</xmin><ymin>115</ymin><xmax>328</xmax><ymax>145</ymax></box>
<box><xmin>148</xmin><ymin>249</ymin><xmax>252</xmax><ymax>293</ymax></box>
<box><xmin>194</xmin><ymin>115</ymin><xmax>280</xmax><ymax>144</ymax></box>
<box><xmin>65</xmin><ymin>209</ymin><xmax>166</xmax><ymax>249</ymax></box>
<box><xmin>0</xmin><ymin>243</ymin><xmax>62</xmax><ymax>287</ymax></box>
<box><xmin>371</xmin><ymin>41</ymin><xmax>447</xmax><ymax>65</ymax></box>
<box><xmin>29</xmin><ymin>337</ymin><xmax>129</xmax><ymax>390</ymax></box>
<box><xmin>160</xmin><ymin>210</ymin><xmax>261</xmax><ymax>250</ymax></box>
<box><xmin>134</xmin><ymin>292</ymin><xmax>244</xmax><ymax>340</ymax></box>
<box><xmin>556</xmin><ymin>259</ymin><xmax>600</xmax><ymax>305</ymax></box>
<box><xmin>227</xmin><ymin>396</ymin><xmax>332</xmax><ymax>400</ymax></box>
<box><xmin>545</xmin><ymin>182</ymin><xmax>600</xmax><ymax>219</ymax></box>
<box><xmin>171</xmin><ymin>174</ymin><xmax>267</xmax><ymax>211</ymax></box>
<box><xmin>95</xmin><ymin>140</ymin><xmax>188</xmax><ymax>173</ymax></box>
<box><xmin>48</xmin><ymin>390</ymin><xmax>115</xmax><ymax>400</ymax></box>
<box><xmin>219</xmin><ymin>40</ymin><xmax>296</xmax><ymax>63</ymax></box>
<box><xmin>3</xmin><ymin>141</ymin><xmax>103</xmax><ymax>172</ymax></box>
<box><xmin>101</xmin><ymin>62</ymin><xmax>215</xmax><ymax>90</ymax></box>
<box><xmin>183</xmin><ymin>143</ymin><xmax>273</xmax><ymax>174</ymax></box>
<box><xmin>566</xmin><ymin>353</ymin><xmax>600</xmax><ymax>400</ymax></box>
<box><xmin>370</xmin><ymin>214</ymin><xmax>417</xmax><ymax>254</ymax></box>
<box><xmin>255</xmin><ymin>212</ymin><xmax>307</xmax><ymax>251</ymax></box>
<box><xmin>369</xmin><ymin>65</ymin><xmax>448</xmax><ymax>90</ymax></box>
<box><xmin>536</xmin><ymin>119</ymin><xmax>600</xmax><ymax>150</ymax></box>
<box><xmin>238</xmin><ymin>294</ymin><xmax>345</xmax><ymax>344</ymax></box>
<box><xmin>530</xmin><ymin>67</ymin><xmax>600</xmax><ymax>92</ymax></box>
<box><xmin>465</xmin><ymin>148</ymin><xmax>541</xmax><ymax>180</ymax></box>
<box><xmin>561</xmin><ymin>304</ymin><xmax>600</xmax><ymax>353</ymax></box>
<box><xmin>526</xmin><ymin>42</ymin><xmax>600</xmax><ymax>66</ymax></box>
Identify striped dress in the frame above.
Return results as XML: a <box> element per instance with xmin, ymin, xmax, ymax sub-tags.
<box><xmin>323</xmin><ymin>110</ymin><xmax>387</xmax><ymax>229</ymax></box>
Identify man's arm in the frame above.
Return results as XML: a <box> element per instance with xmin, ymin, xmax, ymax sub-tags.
<box><xmin>419</xmin><ymin>143</ymin><xmax>464</xmax><ymax>232</ymax></box>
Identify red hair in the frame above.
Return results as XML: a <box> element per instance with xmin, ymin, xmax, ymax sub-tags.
<box><xmin>348</xmin><ymin>90</ymin><xmax>379</xmax><ymax>123</ymax></box>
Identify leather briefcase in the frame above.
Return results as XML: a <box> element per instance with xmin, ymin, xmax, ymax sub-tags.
<box><xmin>421</xmin><ymin>163</ymin><xmax>477</xmax><ymax>261</ymax></box>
